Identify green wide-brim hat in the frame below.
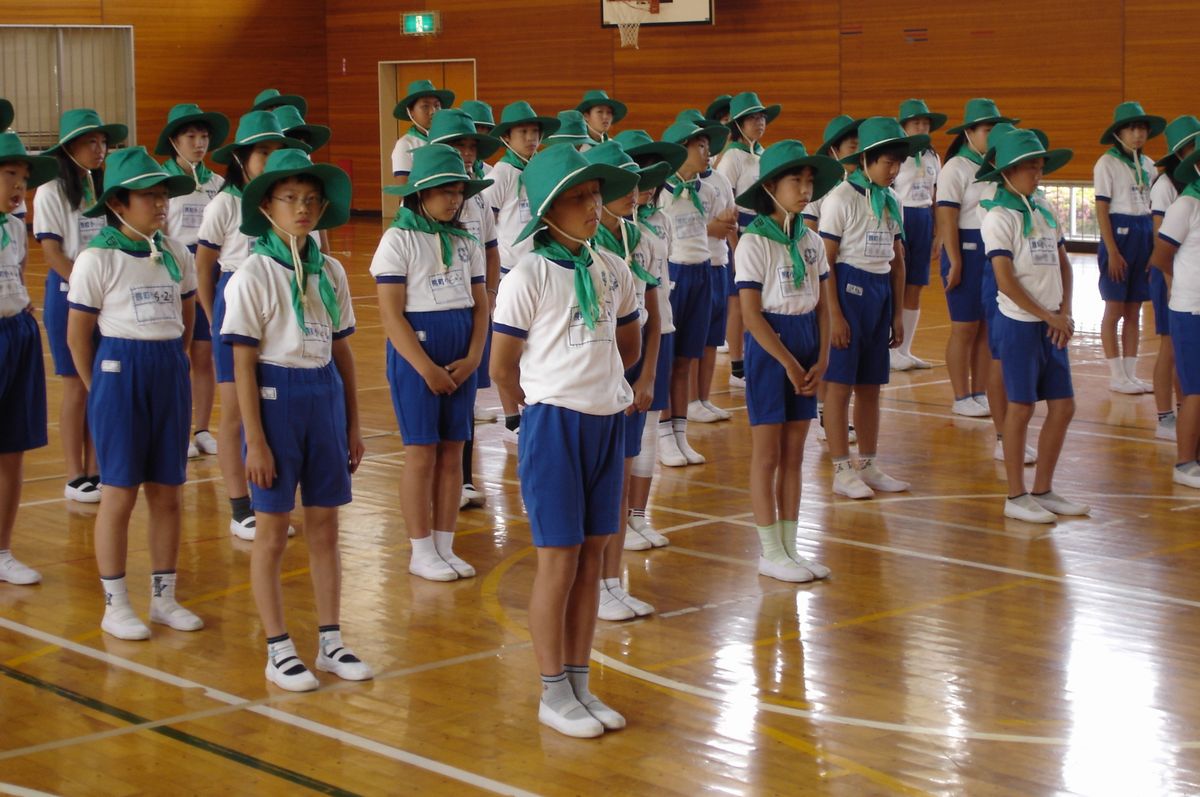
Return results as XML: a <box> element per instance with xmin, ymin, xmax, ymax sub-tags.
<box><xmin>736</xmin><ymin>139</ymin><xmax>843</xmax><ymax>209</ymax></box>
<box><xmin>704</xmin><ymin>94</ymin><xmax>732</xmax><ymax>122</ymax></box>
<box><xmin>154</xmin><ymin>103</ymin><xmax>231</xmax><ymax>156</ymax></box>
<box><xmin>1100</xmin><ymin>101</ymin><xmax>1166</xmax><ymax>146</ymax></box>
<box><xmin>976</xmin><ymin>129</ymin><xmax>1072</xmax><ymax>183</ymax></box>
<box><xmin>0</xmin><ymin>99</ymin><xmax>13</xmax><ymax>131</ymax></box>
<box><xmin>576</xmin><ymin>90</ymin><xmax>628</xmax><ymax>124</ymax></box>
<box><xmin>897</xmin><ymin>98</ymin><xmax>948</xmax><ymax>132</ymax></box>
<box><xmin>0</xmin><ymin>132</ymin><xmax>60</xmax><ymax>189</ymax></box>
<box><xmin>272</xmin><ymin>106</ymin><xmax>332</xmax><ymax>152</ymax></box>
<box><xmin>1156</xmin><ymin>115</ymin><xmax>1200</xmax><ymax>168</ymax></box>
<box><xmin>583</xmin><ymin>141</ymin><xmax>672</xmax><ymax>191</ymax></box>
<box><xmin>1173</xmin><ymin>146</ymin><xmax>1200</xmax><ymax>185</ymax></box>
<box><xmin>977</xmin><ymin>123</ymin><xmax>1050</xmax><ymax>179</ymax></box>
<box><xmin>459</xmin><ymin>100</ymin><xmax>496</xmax><ymax>129</ymax></box>
<box><xmin>428</xmin><ymin>109</ymin><xmax>503</xmax><ymax>159</ymax></box>
<box><xmin>661</xmin><ymin>120</ymin><xmax>729</xmax><ymax>154</ymax></box>
<box><xmin>44</xmin><ymin>108</ymin><xmax>128</xmax><ymax>155</ymax></box>
<box><xmin>382</xmin><ymin>143</ymin><xmax>492</xmax><ymax>200</ymax></box>
<box><xmin>729</xmin><ymin>92</ymin><xmax>781</xmax><ymax>125</ymax></box>
<box><xmin>493</xmin><ymin>101</ymin><xmax>561</xmax><ymax>139</ymax></box>
<box><xmin>514</xmin><ymin>146</ymin><xmax>639</xmax><ymax>243</ymax></box>
<box><xmin>611</xmin><ymin>130</ymin><xmax>688</xmax><ymax>172</ymax></box>
<box><xmin>83</xmin><ymin>146</ymin><xmax>195</xmax><ymax>217</ymax></box>
<box><xmin>252</xmin><ymin>89</ymin><xmax>308</xmax><ymax>116</ymax></box>
<box><xmin>240</xmin><ymin>149</ymin><xmax>352</xmax><ymax>236</ymax></box>
<box><xmin>392</xmin><ymin>80</ymin><xmax>455</xmax><ymax>120</ymax></box>
<box><xmin>544</xmin><ymin>110</ymin><xmax>592</xmax><ymax>147</ymax></box>
<box><xmin>946</xmin><ymin>98</ymin><xmax>1018</xmax><ymax>134</ymax></box>
<box><xmin>818</xmin><ymin>115</ymin><xmax>864</xmax><ymax>155</ymax></box>
<box><xmin>675</xmin><ymin>109</ymin><xmax>705</xmax><ymax>125</ymax></box>
<box><xmin>211</xmin><ymin>111</ymin><xmax>311</xmax><ymax>165</ymax></box>
<box><xmin>840</xmin><ymin>117</ymin><xmax>930</xmax><ymax>165</ymax></box>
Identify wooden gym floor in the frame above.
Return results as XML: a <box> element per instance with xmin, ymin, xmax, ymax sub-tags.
<box><xmin>1</xmin><ymin>218</ymin><xmax>1198</xmax><ymax>796</ymax></box>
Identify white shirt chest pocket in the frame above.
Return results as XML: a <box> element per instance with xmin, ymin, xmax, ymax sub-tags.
<box><xmin>429</xmin><ymin>268</ymin><xmax>469</xmax><ymax>304</ymax></box>
<box><xmin>130</xmin><ymin>284</ymin><xmax>179</xmax><ymax>324</ymax></box>
<box><xmin>567</xmin><ymin>304</ymin><xmax>615</xmax><ymax>347</ymax></box>
<box><xmin>1131</xmin><ymin>184</ymin><xmax>1150</xmax><ymax>212</ymax></box>
<box><xmin>1029</xmin><ymin>236</ymin><xmax>1058</xmax><ymax>267</ymax></box>
<box><xmin>864</xmin><ymin>229</ymin><xmax>894</xmax><ymax>259</ymax></box>
<box><xmin>301</xmin><ymin>320</ymin><xmax>332</xmax><ymax>360</ymax></box>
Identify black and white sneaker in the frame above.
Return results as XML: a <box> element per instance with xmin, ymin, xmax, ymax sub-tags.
<box><xmin>316</xmin><ymin>645</ymin><xmax>374</xmax><ymax>681</ymax></box>
<box><xmin>64</xmin><ymin>475</ymin><xmax>101</xmax><ymax>504</ymax></box>
<box><xmin>266</xmin><ymin>653</ymin><xmax>319</xmax><ymax>691</ymax></box>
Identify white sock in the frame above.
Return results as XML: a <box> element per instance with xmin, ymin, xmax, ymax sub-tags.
<box><xmin>1107</xmin><ymin>357</ymin><xmax>1127</xmax><ymax>381</ymax></box>
<box><xmin>632</xmin><ymin>421</ymin><xmax>657</xmax><ymax>477</ymax></box>
<box><xmin>1123</xmin><ymin>356</ymin><xmax>1140</xmax><ymax>381</ymax></box>
<box><xmin>432</xmin><ymin>530</ymin><xmax>456</xmax><ymax>556</ymax></box>
<box><xmin>151</xmin><ymin>571</ymin><xmax>177</xmax><ymax>602</ymax></box>
<box><xmin>901</xmin><ymin>308</ymin><xmax>920</xmax><ymax>356</ymax></box>
<box><xmin>318</xmin><ymin>625</ymin><xmax>343</xmax><ymax>655</ymax></box>
<box><xmin>541</xmin><ymin>672</ymin><xmax>588</xmax><ymax>718</ymax></box>
<box><xmin>102</xmin><ymin>575</ymin><xmax>131</xmax><ymax>609</ymax></box>
<box><xmin>657</xmin><ymin>419</ymin><xmax>674</xmax><ymax>439</ymax></box>
<box><xmin>756</xmin><ymin>522</ymin><xmax>788</xmax><ymax>563</ymax></box>
<box><xmin>671</xmin><ymin>417</ymin><xmax>688</xmax><ymax>436</ymax></box>
<box><xmin>832</xmin><ymin>456</ymin><xmax>854</xmax><ymax>474</ymax></box>
<box><xmin>411</xmin><ymin>535</ymin><xmax>439</xmax><ymax>560</ymax></box>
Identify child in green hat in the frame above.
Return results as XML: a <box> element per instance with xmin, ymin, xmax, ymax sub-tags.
<box><xmin>977</xmin><ymin>129</ymin><xmax>1089</xmax><ymax>522</ymax></box>
<box><xmin>64</xmin><ymin>146</ymin><xmax>202</xmax><ymax>639</ymax></box>
<box><xmin>196</xmin><ymin>110</ymin><xmax>310</xmax><ymax>541</ymax></box>
<box><xmin>802</xmin><ymin>115</ymin><xmax>863</xmax><ymax>234</ymax></box>
<box><xmin>0</xmin><ymin>132</ymin><xmax>58</xmax><ymax>586</ymax></box>
<box><xmin>390</xmin><ymin>79</ymin><xmax>455</xmax><ymax>185</ymax></box>
<box><xmin>545</xmin><ymin>110</ymin><xmax>594</xmax><ymax>150</ymax></box>
<box><xmin>221</xmin><ymin>148</ymin><xmax>371</xmax><ymax>691</ymax></box>
<box><xmin>370</xmin><ymin>145</ymin><xmax>492</xmax><ymax>582</ymax></box>
<box><xmin>34</xmin><ymin>108</ymin><xmax>128</xmax><ymax>504</ymax></box>
<box><xmin>576</xmin><ymin>89</ymin><xmax>627</xmax><ymax>150</ymax></box>
<box><xmin>489</xmin><ymin>145</ymin><xmax>640</xmax><ymax>738</ymax></box>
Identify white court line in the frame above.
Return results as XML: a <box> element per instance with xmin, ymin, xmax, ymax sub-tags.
<box><xmin>0</xmin><ymin>617</ymin><xmax>540</xmax><ymax>797</ymax></box>
<box><xmin>880</xmin><ymin>405</ymin><xmax>1170</xmax><ymax>447</ymax></box>
<box><xmin>0</xmin><ymin>785</ymin><xmax>59</xmax><ymax>797</ymax></box>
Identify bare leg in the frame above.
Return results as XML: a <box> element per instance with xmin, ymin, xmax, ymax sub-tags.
<box><xmin>0</xmin><ymin>452</ymin><xmax>23</xmax><ymax>550</ymax></box>
<box><xmin>1031</xmin><ymin>398</ymin><xmax>1075</xmax><ymax>494</ymax></box>
<box><xmin>851</xmin><ymin>385</ymin><xmax>881</xmax><ymax>456</ymax></box>
<box><xmin>1003</xmin><ymin>402</ymin><xmax>1035</xmax><ymax>496</ymax></box>
<box><xmin>1154</xmin><ymin>336</ymin><xmax>1176</xmax><ymax>414</ymax></box>
<box><xmin>60</xmin><ymin>376</ymin><xmax>88</xmax><ymax>480</ymax></box>
<box><xmin>304</xmin><ymin>505</ymin><xmax>341</xmax><ymax>628</ymax></box>
<box><xmin>190</xmin><ymin>340</ymin><xmax>216</xmax><ymax>434</ymax></box>
<box><xmin>401</xmin><ymin>443</ymin><xmax>437</xmax><ymax>540</ymax></box>
<box><xmin>216</xmin><ymin>382</ymin><xmax>248</xmax><ymax>500</ymax></box>
<box><xmin>946</xmin><ymin>321</ymin><xmax>980</xmax><ymax>400</ymax></box>
<box><xmin>143</xmin><ymin>483</ymin><xmax>182</xmax><ymax>572</ymax></box>
<box><xmin>824</xmin><ymin>383</ymin><xmax>853</xmax><ymax>460</ymax></box>
<box><xmin>94</xmin><ymin>485</ymin><xmax>139</xmax><ymax>577</ymax></box>
<box><xmin>250</xmin><ymin>511</ymin><xmax>291</xmax><ymax>637</ymax></box>
<box><xmin>749</xmin><ymin>425</ymin><xmax>782</xmax><ymax>526</ymax></box>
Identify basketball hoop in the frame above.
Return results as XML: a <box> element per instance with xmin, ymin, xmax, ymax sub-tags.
<box><xmin>608</xmin><ymin>0</ymin><xmax>659</xmax><ymax>49</ymax></box>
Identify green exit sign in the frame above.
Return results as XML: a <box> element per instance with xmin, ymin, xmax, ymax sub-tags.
<box><xmin>402</xmin><ymin>12</ymin><xmax>440</xmax><ymax>36</ymax></box>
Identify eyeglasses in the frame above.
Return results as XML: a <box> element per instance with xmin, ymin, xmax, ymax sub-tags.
<box><xmin>269</xmin><ymin>194</ymin><xmax>324</xmax><ymax>209</ymax></box>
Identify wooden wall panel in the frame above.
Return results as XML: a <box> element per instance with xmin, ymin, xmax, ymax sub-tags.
<box><xmin>1124</xmin><ymin>0</ymin><xmax>1200</xmax><ymax>128</ymax></box>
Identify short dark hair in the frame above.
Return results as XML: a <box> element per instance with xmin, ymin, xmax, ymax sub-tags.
<box><xmin>102</xmin><ymin>187</ymin><xmax>131</xmax><ymax>227</ymax></box>
<box><xmin>222</xmin><ymin>147</ymin><xmax>249</xmax><ymax>190</ymax></box>
<box><xmin>172</xmin><ymin>122</ymin><xmax>213</xmax><ymax>140</ymax></box>
<box><xmin>726</xmin><ymin>121</ymin><xmax>744</xmax><ymax>143</ymax></box>
<box><xmin>401</xmin><ymin>190</ymin><xmax>465</xmax><ymax>229</ymax></box>
<box><xmin>863</xmin><ymin>142</ymin><xmax>911</xmax><ymax>167</ymax></box>
<box><xmin>51</xmin><ymin>149</ymin><xmax>102</xmax><ymax>210</ymax></box>
<box><xmin>631</xmin><ymin>154</ymin><xmax>668</xmax><ymax>205</ymax></box>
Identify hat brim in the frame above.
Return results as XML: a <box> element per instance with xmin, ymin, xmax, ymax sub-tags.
<box><xmin>515</xmin><ymin>163</ymin><xmax>639</xmax><ymax>243</ymax></box>
<box><xmin>544</xmin><ymin>134</ymin><xmax>592</xmax><ymax>147</ymax></box>
<box><xmin>254</xmin><ymin>94</ymin><xmax>308</xmax><ymax>116</ymax></box>
<box><xmin>84</xmin><ymin>173</ymin><xmax>196</xmax><ymax>217</ymax></box>
<box><xmin>383</xmin><ymin>174</ymin><xmax>493</xmax><ymax>200</ymax></box>
<box><xmin>430</xmin><ymin>131</ymin><xmax>504</xmax><ymax>160</ymax></box>
<box><xmin>284</xmin><ymin>124</ymin><xmax>332</xmax><ymax>153</ymax></box>
<box><xmin>393</xmin><ymin>90</ymin><xmax>456</xmax><ymax>119</ymax></box>
<box><xmin>577</xmin><ymin>99</ymin><xmax>628</xmax><ymax>124</ymax></box>
<box><xmin>493</xmin><ymin>116</ymin><xmax>562</xmax><ymax>140</ymax></box>
<box><xmin>240</xmin><ymin>162</ymin><xmax>352</xmax><ymax>236</ymax></box>
<box><xmin>841</xmin><ymin>133</ymin><xmax>932</xmax><ymax>165</ymax></box>
<box><xmin>818</xmin><ymin>118</ymin><xmax>865</xmax><ymax>156</ymax></box>
<box><xmin>898</xmin><ymin>111</ymin><xmax>948</xmax><ymax>132</ymax></box>
<box><xmin>211</xmin><ymin>134</ymin><xmax>310</xmax><ymax>165</ymax></box>
<box><xmin>1174</xmin><ymin>148</ymin><xmax>1200</xmax><ymax>184</ymax></box>
<box><xmin>1100</xmin><ymin>114</ymin><xmax>1168</xmax><ymax>145</ymax></box>
<box><xmin>704</xmin><ymin>97</ymin><xmax>731</xmax><ymax>122</ymax></box>
<box><xmin>666</xmin><ymin>124</ymin><xmax>729</xmax><ymax>155</ymax></box>
<box><xmin>623</xmin><ymin>141</ymin><xmax>688</xmax><ymax>172</ymax></box>
<box><xmin>45</xmin><ymin>123</ymin><xmax>129</xmax><ymax>155</ymax></box>
<box><xmin>635</xmin><ymin>161</ymin><xmax>672</xmax><ymax>190</ymax></box>
<box><xmin>946</xmin><ymin>116</ymin><xmax>1019</xmax><ymax>135</ymax></box>
<box><xmin>732</xmin><ymin>104</ymin><xmax>782</xmax><ymax>125</ymax></box>
<box><xmin>736</xmin><ymin>154</ymin><xmax>844</xmax><ymax>209</ymax></box>
<box><xmin>0</xmin><ymin>99</ymin><xmax>13</xmax><ymax>131</ymax></box>
<box><xmin>977</xmin><ymin>148</ymin><xmax>1074</xmax><ymax>183</ymax></box>
<box><xmin>154</xmin><ymin>112</ymin><xmax>232</xmax><ymax>156</ymax></box>
<box><xmin>0</xmin><ymin>154</ymin><xmax>60</xmax><ymax>190</ymax></box>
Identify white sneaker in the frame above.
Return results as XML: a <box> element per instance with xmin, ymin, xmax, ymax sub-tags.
<box><xmin>266</xmin><ymin>654</ymin><xmax>320</xmax><ymax>692</ymax></box>
<box><xmin>1129</xmin><ymin>376</ymin><xmax>1153</xmax><ymax>393</ymax></box>
<box><xmin>890</xmin><ymin>351</ymin><xmax>914</xmax><ymax>371</ymax></box>
<box><xmin>728</xmin><ymin>374</ymin><xmax>746</xmax><ymax>389</ymax></box>
<box><xmin>623</xmin><ymin>522</ymin><xmax>653</xmax><ymax>551</ymax></box>
<box><xmin>1025</xmin><ymin>444</ymin><xmax>1037</xmax><ymax>464</ymax></box>
<box><xmin>687</xmin><ymin>400</ymin><xmax>721</xmax><ymax>423</ymax></box>
<box><xmin>815</xmin><ymin>420</ymin><xmax>827</xmax><ymax>441</ymax></box>
<box><xmin>701</xmin><ymin>400</ymin><xmax>731</xmax><ymax>420</ymax></box>
<box><xmin>187</xmin><ymin>440</ymin><xmax>200</xmax><ymax>458</ymax></box>
<box><xmin>432</xmin><ymin>533</ymin><xmax>476</xmax><ymax>579</ymax></box>
<box><xmin>1156</xmin><ymin>416</ymin><xmax>1178</xmax><ymax>441</ymax></box>
<box><xmin>657</xmin><ymin>431</ymin><xmax>688</xmax><ymax>467</ymax></box>
<box><xmin>952</xmin><ymin>397</ymin><xmax>991</xmax><ymax>417</ymax></box>
<box><xmin>758</xmin><ymin>556</ymin><xmax>815</xmax><ymax>583</ymax></box>
<box><xmin>149</xmin><ymin>598</ymin><xmax>204</xmax><ymax>631</ymax></box>
<box><xmin>717</xmin><ymin>342</ymin><xmax>729</xmax><ymax>353</ymax></box>
<box><xmin>409</xmin><ymin>552</ymin><xmax>459</xmax><ymax>582</ymax></box>
<box><xmin>474</xmin><ymin>404</ymin><xmax>500</xmax><ymax>423</ymax></box>
<box><xmin>993</xmin><ymin>440</ymin><xmax>1037</xmax><ymax>465</ymax></box>
<box><xmin>833</xmin><ymin>468</ymin><xmax>875</xmax><ymax>499</ymax></box>
<box><xmin>628</xmin><ymin>515</ymin><xmax>669</xmax><ymax>548</ymax></box>
<box><xmin>64</xmin><ymin>477</ymin><xmax>101</xmax><ymax>504</ymax></box>
<box><xmin>792</xmin><ymin>555</ymin><xmax>831</xmax><ymax>580</ymax></box>
<box><xmin>609</xmin><ymin>583</ymin><xmax>654</xmax><ymax>617</ymax></box>
<box><xmin>1032</xmin><ymin>491</ymin><xmax>1090</xmax><ymax>517</ymax></box>
<box><xmin>459</xmin><ymin>491</ymin><xmax>469</xmax><ymax>509</ymax></box>
<box><xmin>0</xmin><ymin>555</ymin><xmax>41</xmax><ymax>585</ymax></box>
<box><xmin>316</xmin><ymin>645</ymin><xmax>374</xmax><ymax>681</ymax></box>
<box><xmin>194</xmin><ymin>430</ymin><xmax>218</xmax><ymax>454</ymax></box>
<box><xmin>230</xmin><ymin>516</ymin><xmax>256</xmax><ymax>541</ymax></box>
<box><xmin>101</xmin><ymin>605</ymin><xmax>151</xmax><ymax>641</ymax></box>
<box><xmin>858</xmin><ymin>462</ymin><xmax>910</xmax><ymax>493</ymax></box>
<box><xmin>576</xmin><ymin>692</ymin><xmax>626</xmax><ymax>731</ymax></box>
<box><xmin>907</xmin><ymin>355</ymin><xmax>933</xmax><ymax>369</ymax></box>
<box><xmin>462</xmin><ymin>483</ymin><xmax>486</xmax><ymax>507</ymax></box>
<box><xmin>538</xmin><ymin>699</ymin><xmax>604</xmax><ymax>738</ymax></box>
<box><xmin>1004</xmin><ymin>494</ymin><xmax>1057</xmax><ymax>523</ymax></box>
<box><xmin>848</xmin><ymin>424</ymin><xmax>857</xmax><ymax>445</ymax></box>
<box><xmin>974</xmin><ymin>394</ymin><xmax>991</xmax><ymax>414</ymax></box>
<box><xmin>1109</xmin><ymin>377</ymin><xmax>1145</xmax><ymax>395</ymax></box>
<box><xmin>1173</xmin><ymin>464</ymin><xmax>1200</xmax><ymax>489</ymax></box>
<box><xmin>675</xmin><ymin>432</ymin><xmax>706</xmax><ymax>465</ymax></box>
<box><xmin>598</xmin><ymin>584</ymin><xmax>636</xmax><ymax>621</ymax></box>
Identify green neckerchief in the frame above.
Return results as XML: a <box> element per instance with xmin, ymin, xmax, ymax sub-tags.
<box><xmin>666</xmin><ymin>174</ymin><xmax>705</xmax><ymax>217</ymax></box>
<box><xmin>727</xmin><ymin>140</ymin><xmax>764</xmax><ymax>157</ymax></box>
<box><xmin>980</xmin><ymin>185</ymin><xmax>1057</xmax><ymax>237</ymax></box>
<box><xmin>1107</xmin><ymin>146</ymin><xmax>1151</xmax><ymax>189</ymax></box>
<box><xmin>222</xmin><ymin>182</ymin><xmax>243</xmax><ymax>198</ymax></box>
<box><xmin>407</xmin><ymin>125</ymin><xmax>430</xmax><ymax>143</ymax></box>
<box><xmin>0</xmin><ymin>212</ymin><xmax>9</xmax><ymax>250</ymax></box>
<box><xmin>389</xmin><ymin>206</ymin><xmax>478</xmax><ymax>269</ymax></box>
<box><xmin>472</xmin><ymin>160</ymin><xmax>486</xmax><ymax>180</ymax></box>
<box><xmin>595</xmin><ymin>217</ymin><xmax>658</xmax><ymax>285</ymax></box>
<box><xmin>534</xmin><ymin>234</ymin><xmax>602</xmax><ymax>330</ymax></box>
<box><xmin>913</xmin><ymin>147</ymin><xmax>933</xmax><ymax>169</ymax></box>
<box><xmin>500</xmin><ymin>149</ymin><xmax>529</xmax><ymax>171</ymax></box>
<box><xmin>745</xmin><ymin>213</ymin><xmax>810</xmax><ymax>287</ymax></box>
<box><xmin>848</xmin><ymin>169</ymin><xmax>906</xmax><ymax>241</ymax></box>
<box><xmin>636</xmin><ymin>203</ymin><xmax>662</xmax><ymax>236</ymax></box>
<box><xmin>1183</xmin><ymin>178</ymin><xmax>1200</xmax><ymax>202</ymax></box>
<box><xmin>89</xmin><ymin>225</ymin><xmax>182</xmax><ymax>282</ymax></box>
<box><xmin>163</xmin><ymin>156</ymin><xmax>214</xmax><ymax>190</ymax></box>
<box><xmin>252</xmin><ymin>230</ymin><xmax>340</xmax><ymax>332</ymax></box>
<box><xmin>958</xmin><ymin>145</ymin><xmax>985</xmax><ymax>167</ymax></box>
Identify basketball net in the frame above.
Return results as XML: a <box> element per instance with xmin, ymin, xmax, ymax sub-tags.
<box><xmin>609</xmin><ymin>0</ymin><xmax>658</xmax><ymax>48</ymax></box>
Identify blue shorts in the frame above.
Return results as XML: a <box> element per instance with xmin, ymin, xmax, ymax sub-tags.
<box><xmin>623</xmin><ymin>330</ymin><xmax>652</xmax><ymax>457</ymax></box>
<box><xmin>250</xmin><ymin>362</ymin><xmax>352</xmax><ymax>513</ymax></box>
<box><xmin>517</xmin><ymin>404</ymin><xmax>624</xmax><ymax>547</ymax></box>
<box><xmin>0</xmin><ymin>313</ymin><xmax>48</xmax><ymax>453</ymax></box>
<box><xmin>386</xmin><ymin>308</ymin><xmax>477</xmax><ymax>446</ymax></box>
<box><xmin>996</xmin><ymin>314</ymin><xmax>1074</xmax><ymax>404</ymax></box>
<box><xmin>941</xmin><ymin>229</ymin><xmax>986</xmax><ymax>322</ymax></box>
<box><xmin>1098</xmin><ymin>213</ymin><xmax>1152</xmax><ymax>303</ymax></box>
<box><xmin>668</xmin><ymin>261</ymin><xmax>713</xmax><ymax>360</ymax></box>
<box><xmin>477</xmin><ymin>321</ymin><xmax>493</xmax><ymax>388</ymax></box>
<box><xmin>1170</xmin><ymin>311</ymin><xmax>1200</xmax><ymax>395</ymax></box>
<box><xmin>826</xmin><ymin>264</ymin><xmax>893</xmax><ymax>386</ymax></box>
<box><xmin>982</xmin><ymin>260</ymin><xmax>1002</xmax><ymax>358</ymax></box>
<box><xmin>1150</xmin><ymin>268</ymin><xmax>1171</xmax><ymax>336</ymax></box>
<box><xmin>212</xmin><ymin>270</ymin><xmax>235</xmax><ymax>383</ymax></box>
<box><xmin>44</xmin><ymin>270</ymin><xmax>76</xmax><ymax>377</ymax></box>
<box><xmin>902</xmin><ymin>206</ymin><xmax>934</xmax><ymax>287</ymax></box>
<box><xmin>745</xmin><ymin>311</ymin><xmax>819</xmax><ymax>426</ymax></box>
<box><xmin>89</xmin><ymin>337</ymin><xmax>191</xmax><ymax>487</ymax></box>
<box><xmin>707</xmin><ymin>264</ymin><xmax>728</xmax><ymax>347</ymax></box>
<box><xmin>651</xmin><ymin>332</ymin><xmax>673</xmax><ymax>412</ymax></box>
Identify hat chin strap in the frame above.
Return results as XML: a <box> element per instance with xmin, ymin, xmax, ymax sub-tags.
<box><xmin>262</xmin><ymin>205</ymin><xmax>328</xmax><ymax>317</ymax></box>
<box><xmin>169</xmin><ymin>139</ymin><xmax>202</xmax><ymax>191</ymax></box>
<box><xmin>110</xmin><ymin>207</ymin><xmax>165</xmax><ymax>265</ymax></box>
<box><xmin>64</xmin><ymin>149</ymin><xmax>97</xmax><ymax>203</ymax></box>
<box><xmin>600</xmin><ymin>206</ymin><xmax>633</xmax><ymax>264</ymax></box>
<box><xmin>406</xmin><ymin>107</ymin><xmax>429</xmax><ymax>137</ymax></box>
<box><xmin>504</xmin><ymin>142</ymin><xmax>532</xmax><ymax>166</ymax></box>
<box><xmin>1115</xmin><ymin>135</ymin><xmax>1146</xmax><ymax>188</ymax></box>
<box><xmin>762</xmin><ymin>187</ymin><xmax>796</xmax><ymax>237</ymax></box>
<box><xmin>734</xmin><ymin>119</ymin><xmax>759</xmax><ymax>152</ymax></box>
<box><xmin>1001</xmin><ymin>174</ymin><xmax>1040</xmax><ymax>229</ymax></box>
<box><xmin>542</xmin><ymin>217</ymin><xmax>606</xmax><ymax>300</ymax></box>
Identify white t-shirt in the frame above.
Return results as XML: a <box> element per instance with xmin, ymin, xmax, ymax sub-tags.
<box><xmin>1158</xmin><ymin>195</ymin><xmax>1200</xmax><ymax>313</ymax></box>
<box><xmin>492</xmin><ymin>246</ymin><xmax>639</xmax><ymax>415</ymax></box>
<box><xmin>390</xmin><ymin>131</ymin><xmax>426</xmax><ymax>177</ymax></box>
<box><xmin>639</xmin><ymin>208</ymin><xmax>674</xmax><ymax>334</ymax></box>
<box><xmin>166</xmin><ymin>171</ymin><xmax>225</xmax><ymax>248</ymax></box>
<box><xmin>715</xmin><ymin>147</ymin><xmax>760</xmax><ymax>221</ymax></box>
<box><xmin>197</xmin><ymin>190</ymin><xmax>252</xmax><ymax>273</ymax></box>
<box><xmin>657</xmin><ymin>175</ymin><xmax>725</xmax><ymax>265</ymax></box>
<box><xmin>1151</xmin><ymin>175</ymin><xmax>1179</xmax><ymax>218</ymax></box>
<box><xmin>981</xmin><ymin>198</ymin><xmax>1066</xmax><ymax>322</ymax></box>
<box><xmin>480</xmin><ymin>161</ymin><xmax>533</xmax><ymax>269</ymax></box>
<box><xmin>369</xmin><ymin>225</ymin><xmax>486</xmax><ymax>312</ymax></box>
<box><xmin>895</xmin><ymin>150</ymin><xmax>941</xmax><ymax>209</ymax></box>
<box><xmin>33</xmin><ymin>179</ymin><xmax>107</xmax><ymax>261</ymax></box>
<box><xmin>702</xmin><ymin>169</ymin><xmax>735</xmax><ymax>266</ymax></box>
<box><xmin>1094</xmin><ymin>151</ymin><xmax>1155</xmax><ymax>217</ymax></box>
<box><xmin>936</xmin><ymin>155</ymin><xmax>996</xmax><ymax>230</ymax></box>
<box><xmin>0</xmin><ymin>215</ymin><xmax>30</xmax><ymax>317</ymax></box>
<box><xmin>818</xmin><ymin>180</ymin><xmax>903</xmax><ymax>275</ymax></box>
<box><xmin>67</xmin><ymin>236</ymin><xmax>198</xmax><ymax>340</ymax></box>
<box><xmin>801</xmin><ymin>193</ymin><xmax>826</xmax><ymax>226</ymax></box>
<box><xmin>460</xmin><ymin>191</ymin><xmax>498</xmax><ymax>251</ymax></box>
<box><xmin>735</xmin><ymin>225</ymin><xmax>828</xmax><ymax>315</ymax></box>
<box><xmin>221</xmin><ymin>251</ymin><xmax>356</xmax><ymax>368</ymax></box>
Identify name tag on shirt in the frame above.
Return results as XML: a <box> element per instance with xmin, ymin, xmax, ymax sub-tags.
<box><xmin>567</xmin><ymin>305</ymin><xmax>615</xmax><ymax>347</ymax></box>
<box><xmin>463</xmin><ymin>218</ymin><xmax>482</xmax><ymax>241</ymax></box>
<box><xmin>301</xmin><ymin>320</ymin><xmax>332</xmax><ymax>360</ymax></box>
<box><xmin>79</xmin><ymin>216</ymin><xmax>106</xmax><ymax>245</ymax></box>
<box><xmin>1132</xmin><ymin>185</ymin><xmax>1150</xmax><ymax>212</ymax></box>
<box><xmin>673</xmin><ymin>212</ymin><xmax>705</xmax><ymax>241</ymax></box>
<box><xmin>131</xmin><ymin>285</ymin><xmax>179</xmax><ymax>324</ymax></box>
<box><xmin>0</xmin><ymin>266</ymin><xmax>23</xmax><ymax>297</ymax></box>
<box><xmin>1030</xmin><ymin>237</ymin><xmax>1058</xmax><ymax>266</ymax></box>
<box><xmin>909</xmin><ymin>180</ymin><xmax>933</xmax><ymax>204</ymax></box>
<box><xmin>864</xmin><ymin>229</ymin><xmax>894</xmax><ymax>259</ymax></box>
<box><xmin>429</xmin><ymin>268</ymin><xmax>468</xmax><ymax>304</ymax></box>
<box><xmin>181</xmin><ymin>202</ymin><xmax>206</xmax><ymax>230</ymax></box>
<box><xmin>517</xmin><ymin>198</ymin><xmax>532</xmax><ymax>224</ymax></box>
<box><xmin>778</xmin><ymin>268</ymin><xmax>813</xmax><ymax>298</ymax></box>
